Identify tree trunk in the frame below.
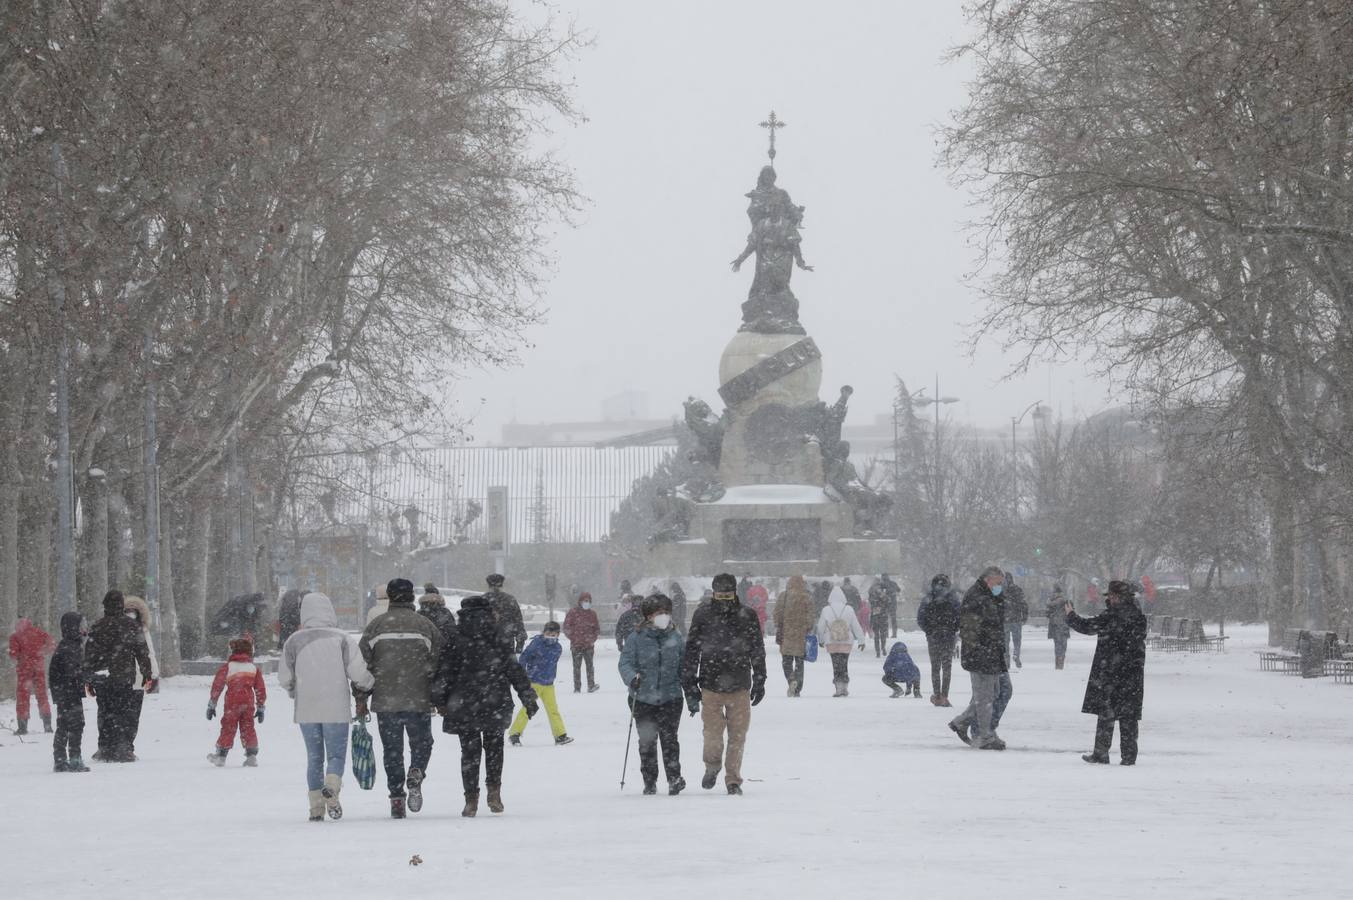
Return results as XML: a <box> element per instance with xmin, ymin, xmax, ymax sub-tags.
<box><xmin>78</xmin><ymin>471</ymin><xmax>109</xmax><ymax>620</ymax></box>
<box><xmin>1268</xmin><ymin>491</ymin><xmax>1295</xmax><ymax>645</ymax></box>
<box><xmin>156</xmin><ymin>500</ymin><xmax>181</xmax><ymax>676</ymax></box>
<box><xmin>177</xmin><ymin>492</ymin><xmax>213</xmax><ymax>661</ymax></box>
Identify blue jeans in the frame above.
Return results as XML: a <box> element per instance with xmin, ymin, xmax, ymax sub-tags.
<box><xmin>376</xmin><ymin>712</ymin><xmax>434</xmax><ymax>798</ymax></box>
<box><xmin>992</xmin><ymin>673</ymin><xmax>1014</xmax><ymax>730</ymax></box>
<box><xmin>1006</xmin><ymin>624</ymin><xmax>1023</xmax><ymax>664</ymax></box>
<box><xmin>299</xmin><ymin>722</ymin><xmax>349</xmax><ymax>791</ymax></box>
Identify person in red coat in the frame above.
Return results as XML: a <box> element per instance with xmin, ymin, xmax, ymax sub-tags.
<box><xmin>745</xmin><ymin>582</ymin><xmax>769</xmax><ymax>634</ymax></box>
<box><xmin>206</xmin><ymin>638</ymin><xmax>267</xmax><ymax>767</ymax></box>
<box><xmin>8</xmin><ymin>618</ymin><xmax>55</xmax><ymax>735</ymax></box>
<box><xmin>562</xmin><ymin>592</ymin><xmax>600</xmax><ymax>693</ymax></box>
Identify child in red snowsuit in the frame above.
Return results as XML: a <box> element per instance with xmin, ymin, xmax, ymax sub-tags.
<box><xmin>207</xmin><ymin>638</ymin><xmax>267</xmax><ymax>767</ymax></box>
<box><xmin>8</xmin><ymin>618</ymin><xmax>54</xmax><ymax>735</ymax></box>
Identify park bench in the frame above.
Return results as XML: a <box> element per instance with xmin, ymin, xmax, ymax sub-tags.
<box><xmin>1257</xmin><ymin>629</ymin><xmax>1302</xmax><ymax>673</ymax></box>
<box><xmin>1186</xmin><ymin>619</ymin><xmax>1228</xmax><ymax>652</ymax></box>
<box><xmin>1160</xmin><ymin>617</ymin><xmax>1194</xmax><ymax>653</ymax></box>
<box><xmin>1148</xmin><ymin>616</ymin><xmax>1174</xmax><ymax>651</ymax></box>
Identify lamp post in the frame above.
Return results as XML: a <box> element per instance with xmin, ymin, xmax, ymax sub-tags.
<box><xmin>1010</xmin><ymin>401</ymin><xmax>1045</xmax><ymax>517</ymax></box>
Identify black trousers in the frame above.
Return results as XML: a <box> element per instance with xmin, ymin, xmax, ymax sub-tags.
<box><xmin>95</xmin><ymin>681</ymin><xmax>142</xmax><ymax>758</ymax></box>
<box><xmin>830</xmin><ymin>652</ymin><xmax>851</xmax><ymax>684</ymax></box>
<box><xmin>376</xmin><ymin>712</ymin><xmax>434</xmax><ymax>798</ymax></box>
<box><xmin>633</xmin><ymin>698</ymin><xmax>683</xmax><ymax>786</ymax></box>
<box><xmin>1094</xmin><ymin>715</ymin><xmax>1139</xmax><ymax>763</ymax></box>
<box><xmin>781</xmin><ymin>655</ymin><xmax>805</xmax><ymax>693</ymax></box>
<box><xmin>571</xmin><ymin>647</ymin><xmax>596</xmax><ymax>691</ymax></box>
<box><xmin>872</xmin><ymin>624</ymin><xmax>889</xmax><ymax>656</ymax></box>
<box><xmin>926</xmin><ymin>636</ymin><xmax>955</xmax><ymax>697</ymax></box>
<box><xmin>889</xmin><ymin>609</ymin><xmax>898</xmax><ymax>637</ymax></box>
<box><xmin>54</xmin><ymin>703</ymin><xmax>85</xmax><ymax>762</ymax></box>
<box><xmin>459</xmin><ymin>730</ymin><xmax>505</xmax><ymax>793</ymax></box>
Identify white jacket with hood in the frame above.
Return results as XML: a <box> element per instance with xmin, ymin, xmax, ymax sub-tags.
<box><xmin>278</xmin><ymin>592</ymin><xmax>374</xmax><ymax>723</ymax></box>
<box><xmin>815</xmin><ymin>586</ymin><xmax>866</xmax><ymax>653</ymax></box>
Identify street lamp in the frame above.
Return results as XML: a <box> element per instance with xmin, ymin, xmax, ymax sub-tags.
<box><xmin>1011</xmin><ymin>401</ymin><xmax>1046</xmax><ymax>516</ymax></box>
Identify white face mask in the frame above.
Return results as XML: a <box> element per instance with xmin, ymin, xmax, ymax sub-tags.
<box><xmin>581</xmin><ymin>602</ymin><xmax>591</xmax><ymax>610</ymax></box>
<box><xmin>651</xmin><ymin>614</ymin><xmax>672</xmax><ymax>630</ymax></box>
<box><xmin>544</xmin><ymin>635</ymin><xmax>559</xmax><ymax>642</ymax></box>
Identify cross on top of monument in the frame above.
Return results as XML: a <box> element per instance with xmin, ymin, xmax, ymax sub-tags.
<box><xmin>759</xmin><ymin>110</ymin><xmax>786</xmax><ymax>162</ymax></box>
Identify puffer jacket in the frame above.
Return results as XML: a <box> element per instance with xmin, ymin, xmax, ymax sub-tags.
<box><xmin>682</xmin><ymin>597</ymin><xmax>766</xmax><ymax>696</ymax></box>
<box><xmin>48</xmin><ymin>612</ymin><xmax>86</xmax><ymax>708</ymax></box>
<box><xmin>209</xmin><ymin>650</ymin><xmax>267</xmax><ymax>713</ymax></box>
<box><xmin>619</xmin><ymin>623</ymin><xmax>685</xmax><ymax>705</ymax></box>
<box><xmin>518</xmin><ymin>634</ymin><xmax>563</xmax><ymax>685</ymax></box>
<box><xmin>883</xmin><ymin>642</ymin><xmax>921</xmax><ymax>682</ymax></box>
<box><xmin>84</xmin><ymin>599</ymin><xmax>153</xmax><ymax>689</ymax></box>
<box><xmin>563</xmin><ymin>600</ymin><xmax>600</xmax><ymax>650</ymax></box>
<box><xmin>358</xmin><ymin>598</ymin><xmax>442</xmax><ymax>713</ymax></box>
<box><xmin>773</xmin><ymin>577</ymin><xmax>815</xmax><ymax>657</ymax></box>
<box><xmin>815</xmin><ymin>587</ymin><xmax>866</xmax><ymax>653</ymax></box>
<box><xmin>9</xmin><ymin>618</ymin><xmax>53</xmax><ymax>676</ymax></box>
<box><xmin>435</xmin><ymin>595</ymin><xmax>535</xmax><ymax>733</ymax></box>
<box><xmin>917</xmin><ymin>589</ymin><xmax>962</xmax><ymax>641</ymax></box>
<box><xmin>278</xmin><ymin>593</ymin><xmax>373</xmax><ymax>723</ymax></box>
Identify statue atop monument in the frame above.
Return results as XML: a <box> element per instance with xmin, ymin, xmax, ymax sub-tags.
<box><xmin>730</xmin><ymin>111</ymin><xmax>812</xmax><ymax>335</ymax></box>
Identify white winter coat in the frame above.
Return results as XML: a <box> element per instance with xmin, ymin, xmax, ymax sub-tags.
<box><xmin>816</xmin><ymin>587</ymin><xmax>865</xmax><ymax>654</ymax></box>
<box><xmin>278</xmin><ymin>593</ymin><xmax>374</xmax><ymax>724</ymax></box>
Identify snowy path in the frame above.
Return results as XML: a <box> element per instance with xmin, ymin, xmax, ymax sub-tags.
<box><xmin>4</xmin><ymin>625</ymin><xmax>1350</xmax><ymax>898</ymax></box>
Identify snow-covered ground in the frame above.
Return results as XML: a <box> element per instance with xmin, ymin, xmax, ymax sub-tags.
<box><xmin>3</xmin><ymin>624</ymin><xmax>1350</xmax><ymax>898</ymax></box>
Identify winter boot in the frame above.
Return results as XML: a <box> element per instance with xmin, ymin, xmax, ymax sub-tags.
<box><xmin>42</xmin><ymin>716</ymin><xmax>53</xmax><ymax>733</ymax></box>
<box><xmin>978</xmin><ymin>737</ymin><xmax>1007</xmax><ymax>751</ymax></box>
<box><xmin>508</xmin><ymin>733</ymin><xmax>521</xmax><ymax>747</ymax></box>
<box><xmin>322</xmin><ymin>773</ymin><xmax>343</xmax><ymax>819</ymax></box>
<box><xmin>727</xmin><ymin>783</ymin><xmax>743</xmax><ymax>795</ymax></box>
<box><xmin>929</xmin><ymin>694</ymin><xmax>941</xmax><ymax>706</ymax></box>
<box><xmin>243</xmin><ymin>749</ymin><xmax>259</xmax><ymax>767</ymax></box>
<box><xmin>68</xmin><ymin>756</ymin><xmax>89</xmax><ymax>772</ymax></box>
<box><xmin>1056</xmin><ymin>657</ymin><xmax>1065</xmax><ymax>670</ymax></box>
<box><xmin>406</xmin><ymin>767</ymin><xmax>425</xmax><ymax>813</ymax></box>
<box><xmin>1082</xmin><ymin>753</ymin><xmax>1110</xmax><ymax>764</ymax></box>
<box><xmin>889</xmin><ymin>686</ymin><xmax>904</xmax><ymax>698</ymax></box>
<box><xmin>554</xmin><ymin>734</ymin><xmax>574</xmax><ymax>745</ymax></box>
<box><xmin>308</xmin><ymin>790</ymin><xmax>326</xmax><ymax>822</ymax></box>
<box><xmin>669</xmin><ymin>776</ymin><xmax>686</xmax><ymax>795</ymax></box>
<box><xmin>701</xmin><ymin>768</ymin><xmax>719</xmax><ymax>790</ymax></box>
<box><xmin>462</xmin><ymin>792</ymin><xmax>479</xmax><ymax>817</ymax></box>
<box><xmin>948</xmin><ymin>721</ymin><xmax>972</xmax><ymax>746</ymax></box>
<box><xmin>832</xmin><ymin>681</ymin><xmax>845</xmax><ymax>698</ymax></box>
<box><xmin>939</xmin><ymin>695</ymin><xmax>953</xmax><ymax>707</ymax></box>
<box><xmin>588</xmin><ymin>684</ymin><xmax>600</xmax><ymax>693</ymax></box>
<box><xmin>486</xmin><ymin>784</ymin><xmax>504</xmax><ymax>814</ymax></box>
<box><xmin>15</xmin><ymin>720</ymin><xmax>27</xmax><ymax>736</ymax></box>
<box><xmin>208</xmin><ymin>748</ymin><xmax>228</xmax><ymax>767</ymax></box>
<box><xmin>53</xmin><ymin>759</ymin><xmax>69</xmax><ymax>773</ymax></box>
<box><xmin>390</xmin><ymin>796</ymin><xmax>407</xmax><ymax>819</ymax></box>
<box><xmin>642</xmin><ymin>781</ymin><xmax>658</xmax><ymax>795</ymax></box>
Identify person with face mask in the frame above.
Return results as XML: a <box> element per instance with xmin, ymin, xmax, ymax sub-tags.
<box><xmin>947</xmin><ymin>566</ymin><xmax>1009</xmax><ymax>751</ymax></box>
<box><xmin>618</xmin><ymin>594</ymin><xmax>687</xmax><ymax>795</ymax></box>
<box><xmin>682</xmin><ymin>573</ymin><xmax>767</xmax><ymax>795</ymax></box>
<box><xmin>917</xmin><ymin>575</ymin><xmax>962</xmax><ymax>706</ymax></box>
<box><xmin>563</xmin><ymin>591</ymin><xmax>600</xmax><ymax>693</ymax></box>
<box><xmin>83</xmin><ymin>590</ymin><xmax>154</xmax><ymax>762</ymax></box>
<box><xmin>508</xmin><ymin>621</ymin><xmax>573</xmax><ymax>746</ymax></box>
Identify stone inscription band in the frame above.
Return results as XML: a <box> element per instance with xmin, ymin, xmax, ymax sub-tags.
<box><xmin>717</xmin><ymin>337</ymin><xmax>821</xmax><ymax>408</ymax></box>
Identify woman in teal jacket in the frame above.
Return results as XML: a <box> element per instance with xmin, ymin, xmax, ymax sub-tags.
<box><xmin>618</xmin><ymin>594</ymin><xmax>686</xmax><ymax>796</ymax></box>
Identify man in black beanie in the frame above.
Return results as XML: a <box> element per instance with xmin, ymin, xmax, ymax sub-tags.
<box><xmin>84</xmin><ymin>589</ymin><xmax>153</xmax><ymax>762</ymax></box>
<box><xmin>358</xmin><ymin>577</ymin><xmax>443</xmax><ymax>818</ymax></box>
<box><xmin>682</xmin><ymin>573</ymin><xmax>766</xmax><ymax>795</ymax></box>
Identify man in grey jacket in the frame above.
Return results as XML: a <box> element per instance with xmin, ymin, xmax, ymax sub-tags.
<box><xmin>358</xmin><ymin>577</ymin><xmax>443</xmax><ymax>818</ymax></box>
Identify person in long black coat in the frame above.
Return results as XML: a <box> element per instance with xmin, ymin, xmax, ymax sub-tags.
<box><xmin>434</xmin><ymin>595</ymin><xmax>538</xmax><ymax>817</ymax></box>
<box><xmin>1064</xmin><ymin>580</ymin><xmax>1147</xmax><ymax>765</ymax></box>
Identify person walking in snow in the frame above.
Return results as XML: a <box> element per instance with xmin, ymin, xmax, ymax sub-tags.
<box><xmin>1003</xmin><ymin>571</ymin><xmax>1029</xmax><ymax>668</ymax></box>
<box><xmin>484</xmin><ymin>573</ymin><xmax>527</xmax><ymax>653</ymax></box>
<box><xmin>508</xmin><ymin>621</ymin><xmax>573</xmax><ymax>746</ymax></box>
<box><xmin>207</xmin><ymin>637</ymin><xmax>267</xmax><ymax>767</ymax></box>
<box><xmin>683</xmin><ymin>573</ymin><xmax>766</xmax><ymax>795</ymax></box>
<box><xmin>435</xmin><ymin>594</ymin><xmax>538</xmax><ymax>817</ymax></box>
<box><xmin>277</xmin><ymin>588</ymin><xmax>304</xmax><ymax>649</ymax></box>
<box><xmin>619</xmin><ymin>593</ymin><xmax>687</xmax><ymax>795</ymax></box>
<box><xmin>357</xmin><ymin>577</ymin><xmax>443</xmax><ymax>818</ymax></box>
<box><xmin>745</xmin><ymin>580</ymin><xmax>769</xmax><ymax>634</ymax></box>
<box><xmin>8</xmin><ymin>617</ymin><xmax>54</xmax><ymax>735</ymax></box>
<box><xmin>1046</xmin><ymin>585</ymin><xmax>1071</xmax><ymax>669</ymax></box>
<box><xmin>1066</xmin><ymin>580</ymin><xmax>1147</xmax><ymax>765</ymax></box>
<box><xmin>278</xmin><ymin>591</ymin><xmax>374</xmax><ymax>822</ymax></box>
<box><xmin>615</xmin><ymin>594</ymin><xmax>643</xmax><ymax>654</ymax></box>
<box><xmin>917</xmin><ymin>575</ymin><xmax>961</xmax><ymax>706</ymax></box>
<box><xmin>879</xmin><ymin>573</ymin><xmax>901</xmax><ymax>637</ymax></box>
<box><xmin>563</xmin><ymin>591</ymin><xmax>600</xmax><ymax>693</ymax></box>
<box><xmin>816</xmin><ymin>585</ymin><xmax>867</xmax><ymax>697</ymax></box>
<box><xmin>867</xmin><ymin>579</ymin><xmax>891</xmax><ymax>657</ymax></box>
<box><xmin>48</xmin><ymin>612</ymin><xmax>89</xmax><ymax>772</ymax></box>
<box><xmin>947</xmin><ymin>567</ymin><xmax>1009</xmax><ymax>751</ymax></box>
<box><xmin>841</xmin><ymin>576</ymin><xmax>863</xmax><ymax>613</ymax></box>
<box><xmin>84</xmin><ymin>590</ymin><xmax>154</xmax><ymax>762</ymax></box>
<box><xmin>669</xmin><ymin>581</ymin><xmax>689</xmax><ymax>633</ymax></box>
<box><xmin>773</xmin><ymin>575</ymin><xmax>815</xmax><ymax>698</ymax></box>
<box><xmin>418</xmin><ymin>583</ymin><xmax>457</xmax><ymax>645</ymax></box>
<box><xmin>882</xmin><ymin>640</ymin><xmax>922</xmax><ymax>698</ymax></box>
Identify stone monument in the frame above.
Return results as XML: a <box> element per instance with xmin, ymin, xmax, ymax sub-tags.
<box><xmin>646</xmin><ymin>113</ymin><xmax>894</xmax><ymax>577</ymax></box>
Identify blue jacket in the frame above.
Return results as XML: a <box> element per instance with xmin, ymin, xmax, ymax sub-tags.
<box><xmin>883</xmin><ymin>642</ymin><xmax>921</xmax><ymax>682</ymax></box>
<box><xmin>518</xmin><ymin>634</ymin><xmax>563</xmax><ymax>686</ymax></box>
<box><xmin>618</xmin><ymin>624</ymin><xmax>685</xmax><ymax>705</ymax></box>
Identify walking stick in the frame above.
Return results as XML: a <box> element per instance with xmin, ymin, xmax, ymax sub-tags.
<box><xmin>620</xmin><ymin>676</ymin><xmax>638</xmax><ymax>790</ymax></box>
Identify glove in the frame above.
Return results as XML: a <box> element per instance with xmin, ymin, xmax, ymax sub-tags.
<box><xmin>629</xmin><ymin>675</ymin><xmax>641</xmax><ymax>692</ymax></box>
<box><xmin>354</xmin><ymin>697</ymin><xmax>369</xmax><ymax>720</ymax></box>
<box><xmin>144</xmin><ymin>678</ymin><xmax>159</xmax><ymax>694</ymax></box>
<box><xmin>686</xmin><ymin>693</ymin><xmax>701</xmax><ymax>717</ymax></box>
<box><xmin>749</xmin><ymin>684</ymin><xmax>765</xmax><ymax>707</ymax></box>
<box><xmin>858</xmin><ymin>643</ymin><xmax>866</xmax><ymax>652</ymax></box>
<box><xmin>206</xmin><ymin>705</ymin><xmax>216</xmax><ymax>720</ymax></box>
<box><xmin>523</xmin><ymin>697</ymin><xmax>539</xmax><ymax>719</ymax></box>
<box><xmin>255</xmin><ymin>706</ymin><xmax>265</xmax><ymax>723</ymax></box>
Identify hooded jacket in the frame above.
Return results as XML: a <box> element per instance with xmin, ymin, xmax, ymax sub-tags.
<box><xmin>815</xmin><ymin>586</ymin><xmax>866</xmax><ymax>653</ymax></box>
<box><xmin>84</xmin><ymin>594</ymin><xmax>153</xmax><ymax>689</ymax></box>
<box><xmin>562</xmin><ymin>596</ymin><xmax>601</xmax><ymax>650</ymax></box>
<box><xmin>619</xmin><ymin>622</ymin><xmax>686</xmax><ymax>705</ymax></box>
<box><xmin>48</xmin><ymin>612</ymin><xmax>86</xmax><ymax>708</ymax></box>
<box><xmin>209</xmin><ymin>648</ymin><xmax>267</xmax><ymax>712</ymax></box>
<box><xmin>917</xmin><ymin>585</ymin><xmax>962</xmax><ymax>642</ymax></box>
<box><xmin>518</xmin><ymin>633</ymin><xmax>563</xmax><ymax>685</ymax></box>
<box><xmin>434</xmin><ymin>595</ymin><xmax>535</xmax><ymax>733</ymax></box>
<box><xmin>773</xmin><ymin>576</ymin><xmax>815</xmax><ymax>658</ymax></box>
<box><xmin>358</xmin><ymin>595</ymin><xmax>443</xmax><ymax>713</ymax></box>
<box><xmin>278</xmin><ymin>593</ymin><xmax>374</xmax><ymax>724</ymax></box>
<box><xmin>123</xmin><ymin>595</ymin><xmax>160</xmax><ymax>682</ymax></box>
<box><xmin>681</xmin><ymin>595</ymin><xmax>767</xmax><ymax>696</ymax></box>
<box><xmin>8</xmin><ymin>618</ymin><xmax>53</xmax><ymax>677</ymax></box>
<box><xmin>883</xmin><ymin>641</ymin><xmax>921</xmax><ymax>682</ymax></box>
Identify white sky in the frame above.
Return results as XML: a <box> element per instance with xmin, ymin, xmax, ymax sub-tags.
<box><xmin>453</xmin><ymin>0</ymin><xmax>1114</xmax><ymax>442</ymax></box>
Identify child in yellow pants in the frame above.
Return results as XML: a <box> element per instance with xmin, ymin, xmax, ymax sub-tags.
<box><xmin>509</xmin><ymin>622</ymin><xmax>574</xmax><ymax>745</ymax></box>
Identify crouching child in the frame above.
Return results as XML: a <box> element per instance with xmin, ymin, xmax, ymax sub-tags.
<box><xmin>207</xmin><ymin>638</ymin><xmax>267</xmax><ymax>766</ymax></box>
<box><xmin>882</xmin><ymin>641</ymin><xmax>922</xmax><ymax>699</ymax></box>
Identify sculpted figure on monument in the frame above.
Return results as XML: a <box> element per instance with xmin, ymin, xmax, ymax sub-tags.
<box><xmin>680</xmin><ymin>397</ymin><xmax>726</xmax><ymax>502</ymax></box>
<box><xmin>731</xmin><ymin>166</ymin><xmax>812</xmax><ymax>334</ymax></box>
<box><xmin>824</xmin><ymin>441</ymin><xmax>894</xmax><ymax>536</ymax></box>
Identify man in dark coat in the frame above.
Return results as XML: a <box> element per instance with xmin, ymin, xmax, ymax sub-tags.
<box><xmin>668</xmin><ymin>581</ymin><xmax>689</xmax><ymax>634</ymax></box>
<box><xmin>947</xmin><ymin>567</ymin><xmax>1008</xmax><ymax>751</ymax></box>
<box><xmin>418</xmin><ymin>584</ymin><xmax>458</xmax><ymax>645</ymax></box>
<box><xmin>682</xmin><ymin>573</ymin><xmax>767</xmax><ymax>795</ymax></box>
<box><xmin>879</xmin><ymin>573</ymin><xmax>901</xmax><ymax>637</ymax></box>
<box><xmin>276</xmin><ymin>588</ymin><xmax>304</xmax><ymax>648</ymax></box>
<box><xmin>1003</xmin><ymin>571</ymin><xmax>1029</xmax><ymax>668</ymax></box>
<box><xmin>483</xmin><ymin>573</ymin><xmax>527</xmax><ymax>653</ymax></box>
<box><xmin>917</xmin><ymin>575</ymin><xmax>962</xmax><ymax>706</ymax></box>
<box><xmin>435</xmin><ymin>595</ymin><xmax>538</xmax><ymax>817</ymax></box>
<box><xmin>83</xmin><ymin>590</ymin><xmax>154</xmax><ymax>762</ymax></box>
<box><xmin>1066</xmin><ymin>580</ymin><xmax>1147</xmax><ymax>765</ymax></box>
<box><xmin>614</xmin><ymin>595</ymin><xmax>643</xmax><ymax>654</ymax></box>
<box><xmin>840</xmin><ymin>577</ymin><xmax>863</xmax><ymax>612</ymax></box>
<box><xmin>812</xmin><ymin>579</ymin><xmax>833</xmax><ymax>618</ymax></box>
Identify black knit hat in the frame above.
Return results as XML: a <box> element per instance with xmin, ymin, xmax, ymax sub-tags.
<box><xmin>641</xmin><ymin>594</ymin><xmax>673</xmax><ymax>617</ymax></box>
<box><xmin>486</xmin><ymin>573</ymin><xmax>505</xmax><ymax>587</ymax></box>
<box><xmin>102</xmin><ymin>589</ymin><xmax>125</xmax><ymax>615</ymax></box>
<box><xmin>1106</xmin><ymin>580</ymin><xmax>1137</xmax><ymax>598</ymax></box>
<box><xmin>386</xmin><ymin>578</ymin><xmax>416</xmax><ymax>605</ymax></box>
<box><xmin>712</xmin><ymin>573</ymin><xmax>737</xmax><ymax>594</ymax></box>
